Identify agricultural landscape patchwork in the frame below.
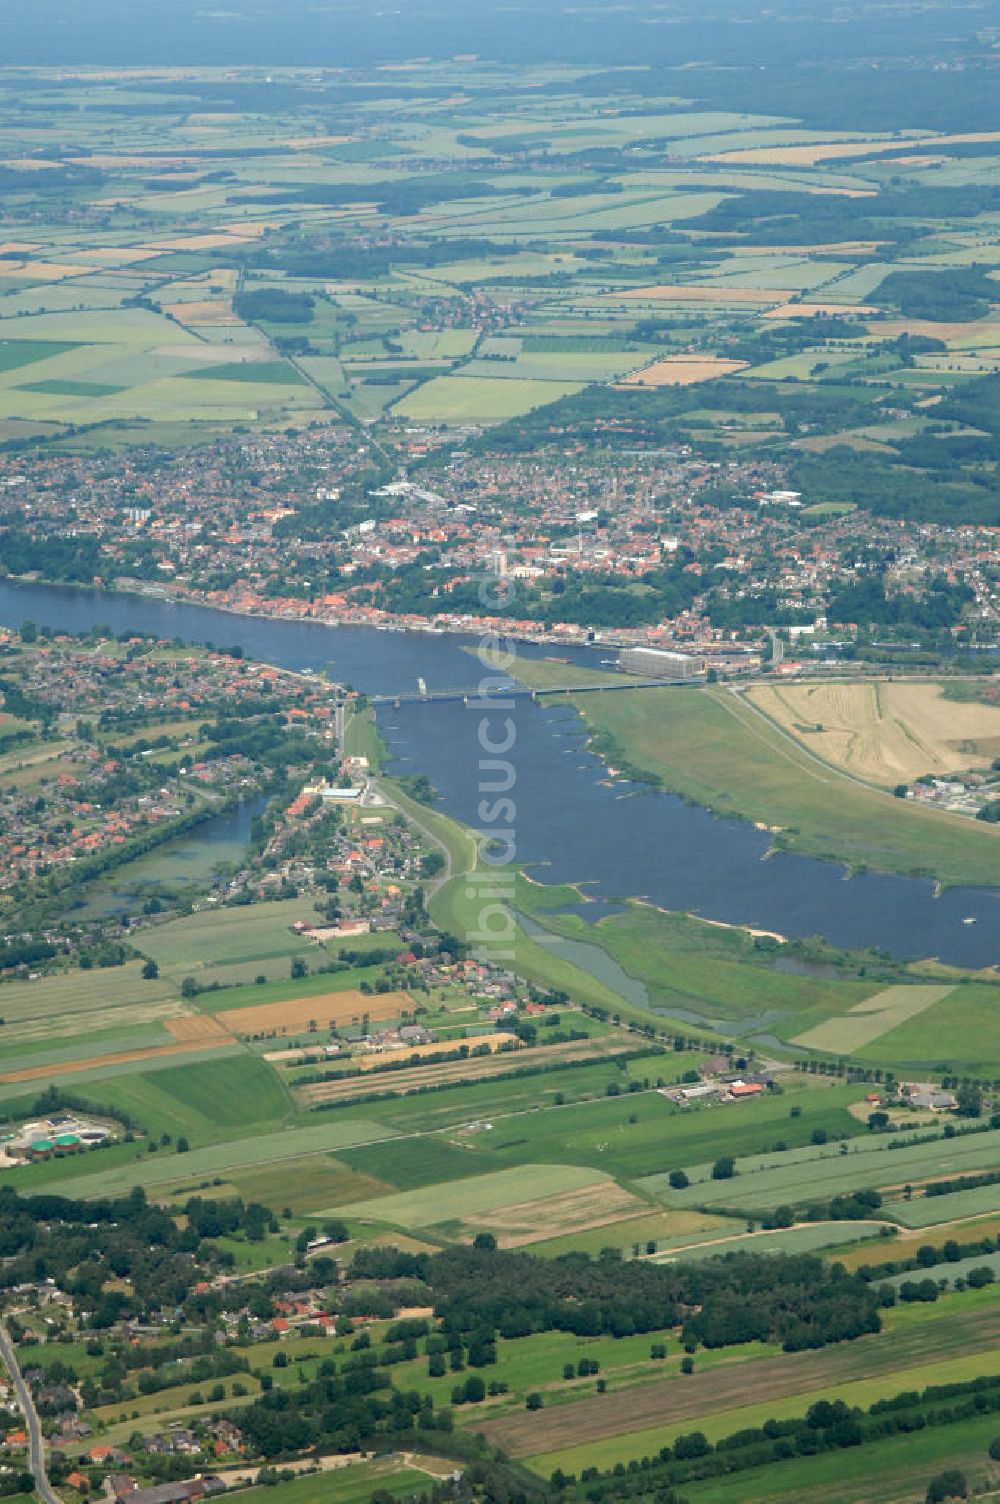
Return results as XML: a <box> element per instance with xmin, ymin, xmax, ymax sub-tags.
<box><xmin>1</xmin><ymin>3</ymin><xmax>1000</xmax><ymax>1504</ymax></box>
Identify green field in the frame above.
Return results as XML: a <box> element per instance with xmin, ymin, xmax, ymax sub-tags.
<box><xmin>644</xmin><ymin>1122</ymin><xmax>1000</xmax><ymax>1215</ymax></box>
<box><xmin>651</xmin><ymin>1218</ymin><xmax>890</xmax><ymax>1262</ymax></box>
<box><xmin>182</xmin><ymin>360</ymin><xmax>306</xmax><ymax>384</ymax></box>
<box><xmin>395</xmin><ymin>375</ymin><xmax>585</xmax><ymax>422</ymax></box>
<box><xmin>121</xmin><ymin>1054</ymin><xmax>292</xmax><ymax>1130</ymax></box>
<box><xmin>196</xmin><ymin>1151</ymin><xmax>392</xmax><ymax>1215</ymax></box>
<box><xmin>137</xmin><ymin>899</ymin><xmax>314</xmax><ymax>971</ymax></box>
<box><xmin>681</xmin><ymin>1415</ymin><xmax>1000</xmax><ymax>1504</ymax></box>
<box><xmin>0</xmin><ymin>338</ymin><xmax>78</xmax><ymax>373</ymax></box>
<box><xmin>335</xmin><ymin>1074</ymin><xmax>865</xmax><ymax>1186</ymax></box>
<box><xmin>792</xmin><ymin>982</ymin><xmax>956</xmax><ymax>1053</ymax></box>
<box><xmin>327</xmin><ymin>1162</ymin><xmax>614</xmax><ymax>1227</ymax></box>
<box><xmin>855</xmin><ymin>981</ymin><xmax>1000</xmax><ymax>1073</ymax></box>
<box><xmin>0</xmin><ymin>961</ymin><xmax>177</xmax><ymax>1023</ymax></box>
<box><xmin>233</xmin><ymin>1462</ymin><xmax>432</xmax><ymax>1504</ymax></box>
<box><xmin>16</xmin><ymin>1116</ymin><xmax>394</xmax><ymax>1200</ymax></box>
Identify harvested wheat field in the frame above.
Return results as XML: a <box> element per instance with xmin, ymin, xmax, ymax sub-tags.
<box><xmin>616</xmin><ymin>356</ymin><xmax>748</xmax><ymax>387</ymax></box>
<box><xmin>617</xmin><ymin>284</ymin><xmax>794</xmax><ymax>304</ymax></box>
<box><xmin>748</xmin><ymin>680</ymin><xmax>1000</xmax><ymax>785</ymax></box>
<box><xmin>219</xmin><ymin>988</ymin><xmax>413</xmax><ymax>1037</ymax></box>
<box><xmin>74</xmin><ymin>246</ymin><xmax>164</xmax><ymax>263</ymax></box>
<box><xmin>795</xmin><ymin>432</ymin><xmax>893</xmax><ymax>453</ymax></box>
<box><xmin>0</xmin><ymin>261</ymin><xmax>93</xmax><ymax>281</ymax></box>
<box><xmin>731</xmin><ymin>242</ymin><xmax>885</xmax><ymax>256</ymax></box>
<box><xmin>869</xmin><ymin>316</ymin><xmax>1000</xmax><ymax>344</ymax></box>
<box><xmin>163</xmin><ymin>299</ymin><xmax>239</xmax><ymax>325</ymax></box>
<box><xmin>140</xmin><ymin>232</ymin><xmax>258</xmax><ymax>251</ymax></box>
<box><xmin>166</xmin><ymin>1013</ymin><xmax>234</xmax><ymax>1043</ymax></box>
<box><xmin>702</xmin><ymin>130</ymin><xmax>1000</xmax><ymax>168</ymax></box>
<box><xmin>765</xmin><ymin>301</ymin><xmax>878</xmax><ymax>319</ymax></box>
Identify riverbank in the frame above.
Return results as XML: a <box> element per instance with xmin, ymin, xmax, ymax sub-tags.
<box><xmin>508</xmin><ymin>658</ymin><xmax>1000</xmax><ymax>892</ymax></box>
<box><xmin>4</xmin><ymin>574</ymin><xmax>999</xmax><ymax>968</ymax></box>
<box><xmin>14</xmin><ymin>570</ymin><xmax>601</xmax><ymax>652</ymax></box>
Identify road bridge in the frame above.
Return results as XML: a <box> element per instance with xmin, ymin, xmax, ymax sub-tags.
<box><xmin>369</xmin><ymin>675</ymin><xmax>703</xmax><ymax>708</ymax></box>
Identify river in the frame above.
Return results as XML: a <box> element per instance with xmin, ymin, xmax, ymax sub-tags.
<box><xmin>0</xmin><ymin>577</ymin><xmax>596</xmax><ymax>692</ymax></box>
<box><xmin>1</xmin><ymin>577</ymin><xmax>998</xmax><ymax>967</ymax></box>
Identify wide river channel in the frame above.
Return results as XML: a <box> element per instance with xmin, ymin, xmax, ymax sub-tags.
<box><xmin>1</xmin><ymin>577</ymin><xmax>998</xmax><ymax>968</ymax></box>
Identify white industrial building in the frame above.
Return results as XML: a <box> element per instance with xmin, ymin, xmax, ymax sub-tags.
<box><xmin>618</xmin><ymin>646</ymin><xmax>703</xmax><ymax>679</ymax></box>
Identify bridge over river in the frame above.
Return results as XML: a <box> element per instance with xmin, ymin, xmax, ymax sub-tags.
<box><xmin>368</xmin><ymin>674</ymin><xmax>703</xmax><ymax>708</ymax></box>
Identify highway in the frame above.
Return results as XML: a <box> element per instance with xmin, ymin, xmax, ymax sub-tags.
<box><xmin>0</xmin><ymin>1319</ymin><xmax>62</xmax><ymax>1504</ymax></box>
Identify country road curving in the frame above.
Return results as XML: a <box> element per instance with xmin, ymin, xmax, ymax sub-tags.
<box><xmin>0</xmin><ymin>1319</ymin><xmax>62</xmax><ymax>1504</ymax></box>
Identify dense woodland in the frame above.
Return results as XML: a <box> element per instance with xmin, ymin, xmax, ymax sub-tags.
<box><xmin>350</xmin><ymin>1245</ymin><xmax>883</xmax><ymax>1353</ymax></box>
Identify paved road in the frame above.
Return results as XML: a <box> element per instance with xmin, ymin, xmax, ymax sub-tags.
<box><xmin>0</xmin><ymin>1319</ymin><xmax>61</xmax><ymax>1504</ymax></box>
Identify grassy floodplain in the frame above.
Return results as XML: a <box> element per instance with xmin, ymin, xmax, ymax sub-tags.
<box><xmin>510</xmin><ymin>662</ymin><xmax>1000</xmax><ymax>888</ymax></box>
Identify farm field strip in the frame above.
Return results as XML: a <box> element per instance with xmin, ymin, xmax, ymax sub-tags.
<box><xmin>484</xmin><ymin>1299</ymin><xmax>1000</xmax><ymax>1460</ymax></box>
<box><xmin>0</xmin><ymin>1032</ymin><xmax>240</xmax><ymax>1083</ymax></box>
<box><xmin>680</xmin><ymin>1413</ymin><xmax>1000</xmax><ymax>1504</ymax></box>
<box><xmin>1</xmin><ymin>996</ymin><xmax>189</xmax><ymax>1045</ymax></box>
<box><xmin>792</xmin><ymin>982</ymin><xmax>955</xmax><ymax>1053</ymax></box>
<box><xmin>325</xmin><ymin>1162</ymin><xmax>649</xmax><ymax>1245</ymax></box>
<box><xmin>0</xmin><ymin>962</ymin><xmax>177</xmax><ymax>1021</ymax></box>
<box><xmin>615</xmin><ymin>356</ymin><xmax>749</xmax><ymax>386</ymax></box>
<box><xmin>31</xmin><ymin>1117</ymin><xmax>397</xmax><ymax>1199</ymax></box>
<box><xmin>888</xmin><ymin>1183</ymin><xmax>1000</xmax><ymax>1227</ymax></box>
<box><xmin>644</xmin><ymin>1124</ymin><xmax>1000</xmax><ymax>1212</ymax></box>
<box><xmin>528</xmin><ymin>1344</ymin><xmax>1000</xmax><ymax>1475</ymax></box>
<box><xmin>650</xmin><ymin>1218</ymin><xmax>891</xmax><ymax>1262</ymax></box>
<box><xmin>294</xmin><ymin>1032</ymin><xmax>638</xmax><ymax>1105</ymax></box>
<box><xmin>137</xmin><ymin>897</ymin><xmax>315</xmax><ymax>969</ymax></box>
<box><xmin>219</xmin><ymin>988</ymin><xmax>413</xmax><ymax>1036</ymax></box>
<box><xmin>165</xmin><ymin>1013</ymin><xmax>235</xmax><ymax>1042</ymax></box>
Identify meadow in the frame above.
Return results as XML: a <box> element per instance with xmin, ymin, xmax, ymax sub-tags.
<box><xmin>792</xmin><ymin>982</ymin><xmax>956</xmax><ymax>1054</ymax></box>
<box><xmin>138</xmin><ymin>897</ymin><xmax>314</xmax><ymax>971</ymax></box>
<box><xmin>511</xmin><ymin>877</ymin><xmax>885</xmax><ymax>1039</ymax></box>
<box><xmin>855</xmin><ymin>980</ymin><xmax>1000</xmax><ymax>1074</ymax></box>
